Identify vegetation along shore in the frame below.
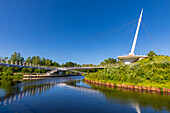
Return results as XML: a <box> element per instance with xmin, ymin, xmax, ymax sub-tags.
<box><xmin>85</xmin><ymin>51</ymin><xmax>170</xmax><ymax>92</ymax></box>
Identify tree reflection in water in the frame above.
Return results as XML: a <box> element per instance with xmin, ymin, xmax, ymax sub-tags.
<box><xmin>83</xmin><ymin>81</ymin><xmax>170</xmax><ymax>112</ymax></box>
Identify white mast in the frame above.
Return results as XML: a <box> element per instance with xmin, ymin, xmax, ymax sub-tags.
<box><xmin>129</xmin><ymin>9</ymin><xmax>143</xmax><ymax>55</ymax></box>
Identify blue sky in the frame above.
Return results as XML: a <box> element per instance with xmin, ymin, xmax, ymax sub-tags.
<box><xmin>0</xmin><ymin>0</ymin><xmax>169</xmax><ymax>64</ymax></box>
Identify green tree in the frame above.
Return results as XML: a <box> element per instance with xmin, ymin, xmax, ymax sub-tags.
<box><xmin>25</xmin><ymin>57</ymin><xmax>31</xmax><ymax>64</ymax></box>
<box><xmin>100</xmin><ymin>62</ymin><xmax>105</xmax><ymax>66</ymax></box>
<box><xmin>101</xmin><ymin>58</ymin><xmax>117</xmax><ymax>65</ymax></box>
<box><xmin>17</xmin><ymin>52</ymin><xmax>21</xmax><ymax>60</ymax></box>
<box><xmin>52</xmin><ymin>61</ymin><xmax>60</xmax><ymax>67</ymax></box>
<box><xmin>10</xmin><ymin>52</ymin><xmax>22</xmax><ymax>63</ymax></box>
<box><xmin>147</xmin><ymin>51</ymin><xmax>157</xmax><ymax>57</ymax></box>
<box><xmin>41</xmin><ymin>57</ymin><xmax>46</xmax><ymax>65</ymax></box>
<box><xmin>31</xmin><ymin>56</ymin><xmax>41</xmax><ymax>65</ymax></box>
<box><xmin>20</xmin><ymin>57</ymin><xmax>24</xmax><ymax>63</ymax></box>
<box><xmin>45</xmin><ymin>59</ymin><xmax>52</xmax><ymax>66</ymax></box>
<box><xmin>64</xmin><ymin>62</ymin><xmax>78</xmax><ymax>67</ymax></box>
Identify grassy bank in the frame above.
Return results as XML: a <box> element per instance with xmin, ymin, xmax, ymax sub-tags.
<box><xmin>85</xmin><ymin>56</ymin><xmax>170</xmax><ymax>89</ymax></box>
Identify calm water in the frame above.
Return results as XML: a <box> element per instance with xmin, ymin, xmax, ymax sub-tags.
<box><xmin>0</xmin><ymin>76</ymin><xmax>169</xmax><ymax>113</ymax></box>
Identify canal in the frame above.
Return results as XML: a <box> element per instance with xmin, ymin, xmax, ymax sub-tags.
<box><xmin>0</xmin><ymin>76</ymin><xmax>169</xmax><ymax>113</ymax></box>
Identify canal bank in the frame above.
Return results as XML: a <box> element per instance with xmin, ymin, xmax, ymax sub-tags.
<box><xmin>84</xmin><ymin>78</ymin><xmax>170</xmax><ymax>95</ymax></box>
<box><xmin>85</xmin><ymin>56</ymin><xmax>170</xmax><ymax>92</ymax></box>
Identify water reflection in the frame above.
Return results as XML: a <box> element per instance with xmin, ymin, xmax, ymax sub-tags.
<box><xmin>0</xmin><ymin>80</ymin><xmax>56</xmax><ymax>106</ymax></box>
<box><xmin>60</xmin><ymin>80</ymin><xmax>170</xmax><ymax>112</ymax></box>
<box><xmin>0</xmin><ymin>77</ymin><xmax>169</xmax><ymax>113</ymax></box>
<box><xmin>131</xmin><ymin>103</ymin><xmax>141</xmax><ymax>113</ymax></box>
<box><xmin>83</xmin><ymin>81</ymin><xmax>170</xmax><ymax>112</ymax></box>
<box><xmin>0</xmin><ymin>77</ymin><xmax>84</xmax><ymax>107</ymax></box>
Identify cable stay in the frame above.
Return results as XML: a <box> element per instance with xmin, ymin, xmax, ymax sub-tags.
<box><xmin>116</xmin><ymin>23</ymin><xmax>137</xmax><ymax>53</ymax></box>
<box><xmin>38</xmin><ymin>19</ymin><xmax>138</xmax><ymax>58</ymax></box>
<box><xmin>141</xmin><ymin>22</ymin><xmax>161</xmax><ymax>54</ymax></box>
<box><xmin>49</xmin><ymin>21</ymin><xmax>138</xmax><ymax>60</ymax></box>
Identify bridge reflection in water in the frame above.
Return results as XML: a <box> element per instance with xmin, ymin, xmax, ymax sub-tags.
<box><xmin>0</xmin><ymin>81</ymin><xmax>101</xmax><ymax>106</ymax></box>
<box><xmin>0</xmin><ymin>82</ymin><xmax>56</xmax><ymax>106</ymax></box>
<box><xmin>0</xmin><ymin>78</ymin><xmax>169</xmax><ymax>113</ymax></box>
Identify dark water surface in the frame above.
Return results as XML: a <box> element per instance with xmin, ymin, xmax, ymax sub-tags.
<box><xmin>0</xmin><ymin>76</ymin><xmax>169</xmax><ymax>113</ymax></box>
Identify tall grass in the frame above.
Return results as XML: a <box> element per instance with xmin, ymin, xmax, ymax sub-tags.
<box><xmin>85</xmin><ymin>56</ymin><xmax>170</xmax><ymax>89</ymax></box>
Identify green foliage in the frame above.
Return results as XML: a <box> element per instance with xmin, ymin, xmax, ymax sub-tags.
<box><xmin>1</xmin><ymin>52</ymin><xmax>84</xmax><ymax>75</ymax></box>
<box><xmin>52</xmin><ymin>61</ymin><xmax>60</xmax><ymax>67</ymax></box>
<box><xmin>86</xmin><ymin>56</ymin><xmax>170</xmax><ymax>89</ymax></box>
<box><xmin>147</xmin><ymin>50</ymin><xmax>157</xmax><ymax>57</ymax></box>
<box><xmin>22</xmin><ymin>68</ymin><xmax>28</xmax><ymax>73</ymax></box>
<box><xmin>25</xmin><ymin>57</ymin><xmax>31</xmax><ymax>64</ymax></box>
<box><xmin>21</xmin><ymin>68</ymin><xmax>47</xmax><ymax>73</ymax></box>
<box><xmin>10</xmin><ymin>52</ymin><xmax>24</xmax><ymax>64</ymax></box>
<box><xmin>0</xmin><ymin>74</ymin><xmax>23</xmax><ymax>80</ymax></box>
<box><xmin>100</xmin><ymin>58</ymin><xmax>117</xmax><ymax>65</ymax></box>
<box><xmin>1</xmin><ymin>67</ymin><xmax>13</xmax><ymax>76</ymax></box>
<box><xmin>4</xmin><ymin>52</ymin><xmax>103</xmax><ymax>70</ymax></box>
<box><xmin>31</xmin><ymin>56</ymin><xmax>41</xmax><ymax>65</ymax></box>
<box><xmin>81</xmin><ymin>64</ymin><xmax>94</xmax><ymax>67</ymax></box>
<box><xmin>5</xmin><ymin>68</ymin><xmax>13</xmax><ymax>76</ymax></box>
<box><xmin>61</xmin><ymin>62</ymin><xmax>80</xmax><ymax>67</ymax></box>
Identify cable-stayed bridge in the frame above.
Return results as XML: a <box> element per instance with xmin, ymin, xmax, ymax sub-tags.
<box><xmin>0</xmin><ymin>9</ymin><xmax>159</xmax><ymax>75</ymax></box>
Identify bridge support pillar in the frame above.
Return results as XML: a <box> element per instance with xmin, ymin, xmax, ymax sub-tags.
<box><xmin>6</xmin><ymin>59</ymin><xmax>8</xmax><ymax>64</ymax></box>
<box><xmin>11</xmin><ymin>60</ymin><xmax>13</xmax><ymax>64</ymax></box>
<box><xmin>19</xmin><ymin>62</ymin><xmax>22</xmax><ymax>65</ymax></box>
<box><xmin>15</xmin><ymin>61</ymin><xmax>18</xmax><ymax>65</ymax></box>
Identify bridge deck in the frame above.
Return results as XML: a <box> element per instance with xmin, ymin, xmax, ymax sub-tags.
<box><xmin>0</xmin><ymin>63</ymin><xmax>104</xmax><ymax>71</ymax></box>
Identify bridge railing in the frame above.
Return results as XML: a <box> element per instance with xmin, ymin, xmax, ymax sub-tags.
<box><xmin>0</xmin><ymin>59</ymin><xmax>105</xmax><ymax>69</ymax></box>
